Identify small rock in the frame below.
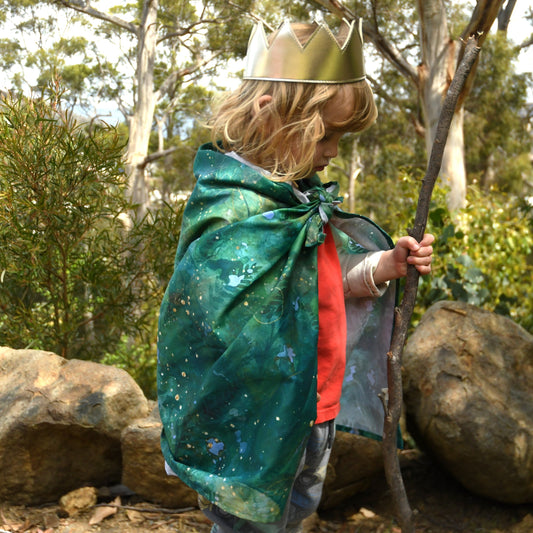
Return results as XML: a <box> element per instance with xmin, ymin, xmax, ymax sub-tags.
<box><xmin>121</xmin><ymin>404</ymin><xmax>198</xmax><ymax>508</ymax></box>
<box><xmin>360</xmin><ymin>507</ymin><xmax>376</xmax><ymax>518</ymax></box>
<box><xmin>43</xmin><ymin>511</ymin><xmax>60</xmax><ymax>528</ymax></box>
<box><xmin>321</xmin><ymin>430</ymin><xmax>384</xmax><ymax>509</ymax></box>
<box><xmin>59</xmin><ymin>486</ymin><xmax>98</xmax><ymax>516</ymax></box>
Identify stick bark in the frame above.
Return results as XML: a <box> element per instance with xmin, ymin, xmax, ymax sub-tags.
<box><xmin>382</xmin><ymin>35</ymin><xmax>481</xmax><ymax>533</ymax></box>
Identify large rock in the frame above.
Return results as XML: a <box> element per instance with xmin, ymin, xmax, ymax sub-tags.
<box><xmin>0</xmin><ymin>347</ymin><xmax>150</xmax><ymax>504</ymax></box>
<box><xmin>403</xmin><ymin>301</ymin><xmax>533</xmax><ymax>504</ymax></box>
<box><xmin>121</xmin><ymin>403</ymin><xmax>198</xmax><ymax>508</ymax></box>
<box><xmin>321</xmin><ymin>431</ymin><xmax>384</xmax><ymax>509</ymax></box>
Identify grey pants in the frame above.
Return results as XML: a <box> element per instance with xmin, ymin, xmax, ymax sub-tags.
<box><xmin>199</xmin><ymin>420</ymin><xmax>335</xmax><ymax>533</ymax></box>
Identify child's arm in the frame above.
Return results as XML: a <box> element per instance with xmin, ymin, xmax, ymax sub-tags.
<box><xmin>373</xmin><ymin>233</ymin><xmax>434</xmax><ymax>285</ymax></box>
<box><xmin>340</xmin><ymin>233</ymin><xmax>434</xmax><ymax>298</ymax></box>
<box><xmin>340</xmin><ymin>251</ymin><xmax>390</xmax><ymax>298</ymax></box>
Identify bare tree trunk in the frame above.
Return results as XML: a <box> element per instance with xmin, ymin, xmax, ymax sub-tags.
<box><xmin>437</xmin><ymin>109</ymin><xmax>466</xmax><ymax>210</ymax></box>
<box><xmin>125</xmin><ymin>0</ymin><xmax>159</xmax><ymax>221</ymax></box>
<box><xmin>418</xmin><ymin>0</ymin><xmax>468</xmax><ymax>210</ymax></box>
<box><xmin>498</xmin><ymin>0</ymin><xmax>517</xmax><ymax>31</ymax></box>
<box><xmin>348</xmin><ymin>139</ymin><xmax>362</xmax><ymax>213</ymax></box>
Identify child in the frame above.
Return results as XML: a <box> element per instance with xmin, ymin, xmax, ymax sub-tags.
<box><xmin>157</xmin><ymin>18</ymin><xmax>434</xmax><ymax>532</ymax></box>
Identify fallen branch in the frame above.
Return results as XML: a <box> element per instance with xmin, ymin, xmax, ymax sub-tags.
<box><xmin>382</xmin><ymin>35</ymin><xmax>481</xmax><ymax>533</ymax></box>
<box><xmin>93</xmin><ymin>503</ymin><xmax>196</xmax><ymax>514</ymax></box>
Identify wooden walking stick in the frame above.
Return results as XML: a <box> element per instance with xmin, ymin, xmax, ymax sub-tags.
<box><xmin>381</xmin><ymin>35</ymin><xmax>481</xmax><ymax>533</ymax></box>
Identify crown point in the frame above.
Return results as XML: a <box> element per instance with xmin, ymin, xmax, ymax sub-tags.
<box><xmin>243</xmin><ymin>18</ymin><xmax>366</xmax><ymax>84</ymax></box>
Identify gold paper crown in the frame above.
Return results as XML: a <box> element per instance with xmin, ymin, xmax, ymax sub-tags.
<box><xmin>243</xmin><ymin>19</ymin><xmax>366</xmax><ymax>84</ymax></box>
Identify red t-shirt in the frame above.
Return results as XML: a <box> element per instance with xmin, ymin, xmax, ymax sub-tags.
<box><xmin>315</xmin><ymin>225</ymin><xmax>347</xmax><ymax>424</ymax></box>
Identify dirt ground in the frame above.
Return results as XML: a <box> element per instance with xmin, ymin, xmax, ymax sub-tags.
<box><xmin>1</xmin><ymin>450</ymin><xmax>532</xmax><ymax>533</ymax></box>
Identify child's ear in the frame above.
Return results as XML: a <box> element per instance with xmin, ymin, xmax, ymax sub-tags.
<box><xmin>257</xmin><ymin>95</ymin><xmax>272</xmax><ymax>108</ymax></box>
<box><xmin>254</xmin><ymin>94</ymin><xmax>272</xmax><ymax>115</ymax></box>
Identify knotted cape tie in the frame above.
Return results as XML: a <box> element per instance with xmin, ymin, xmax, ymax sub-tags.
<box><xmin>292</xmin><ymin>182</ymin><xmax>343</xmax><ymax>246</ymax></box>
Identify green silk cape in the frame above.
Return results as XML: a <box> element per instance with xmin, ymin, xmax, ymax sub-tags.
<box><xmin>157</xmin><ymin>143</ymin><xmax>396</xmax><ymax>522</ymax></box>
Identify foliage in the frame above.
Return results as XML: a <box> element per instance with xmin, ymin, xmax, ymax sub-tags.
<box><xmin>346</xmin><ymin>171</ymin><xmax>533</xmax><ymax>333</ymax></box>
<box><xmin>419</xmin><ymin>187</ymin><xmax>533</xmax><ymax>333</ymax></box>
<box><xmin>0</xmin><ymin>0</ymin><xmax>531</xmax><ymax>396</ymax></box>
<box><xmin>0</xmin><ymin>1</ymin><xmax>119</xmax><ymax>112</ymax></box>
<box><xmin>101</xmin><ymin>199</ymin><xmax>184</xmax><ymax>399</ymax></box>
<box><xmin>464</xmin><ymin>31</ymin><xmax>533</xmax><ymax>195</ymax></box>
<box><xmin>0</xmin><ymin>88</ymin><xmax>184</xmax><ymax>393</ymax></box>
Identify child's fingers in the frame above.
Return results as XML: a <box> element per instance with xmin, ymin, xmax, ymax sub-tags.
<box><xmin>407</xmin><ymin>254</ymin><xmax>432</xmax><ymax>266</ymax></box>
<box><xmin>415</xmin><ymin>263</ymin><xmax>432</xmax><ymax>274</ymax></box>
<box><xmin>407</xmin><ymin>251</ymin><xmax>433</xmax><ymax>275</ymax></box>
<box><xmin>421</xmin><ymin>233</ymin><xmax>435</xmax><ymax>245</ymax></box>
<box><xmin>408</xmin><ymin>233</ymin><xmax>434</xmax><ymax>257</ymax></box>
<box><xmin>397</xmin><ymin>235</ymin><xmax>433</xmax><ymax>254</ymax></box>
<box><xmin>413</xmin><ymin>243</ymin><xmax>433</xmax><ymax>258</ymax></box>
<box><xmin>397</xmin><ymin>236</ymin><xmax>420</xmax><ymax>252</ymax></box>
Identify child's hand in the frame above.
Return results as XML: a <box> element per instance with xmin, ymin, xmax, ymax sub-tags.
<box><xmin>374</xmin><ymin>233</ymin><xmax>434</xmax><ymax>284</ymax></box>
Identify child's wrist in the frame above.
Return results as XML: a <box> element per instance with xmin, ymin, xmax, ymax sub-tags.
<box><xmin>374</xmin><ymin>250</ymin><xmax>401</xmax><ymax>285</ymax></box>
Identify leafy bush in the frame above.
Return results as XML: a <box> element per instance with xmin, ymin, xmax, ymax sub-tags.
<box><xmin>417</xmin><ymin>186</ymin><xmax>533</xmax><ymax>332</ymax></box>
<box><xmin>350</xmin><ymin>171</ymin><xmax>533</xmax><ymax>332</ymax></box>
<box><xmin>0</xmin><ymin>89</ymin><xmax>183</xmax><ymax>398</ymax></box>
<box><xmin>100</xmin><ymin>200</ymin><xmax>184</xmax><ymax>398</ymax></box>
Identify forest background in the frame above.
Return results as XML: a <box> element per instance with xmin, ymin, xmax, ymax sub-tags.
<box><xmin>0</xmin><ymin>0</ymin><xmax>531</xmax><ymax>399</ymax></box>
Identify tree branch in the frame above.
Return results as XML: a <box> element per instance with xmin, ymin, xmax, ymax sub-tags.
<box><xmin>154</xmin><ymin>50</ymin><xmax>224</xmax><ymax>103</ymax></box>
<box><xmin>138</xmin><ymin>146</ymin><xmax>178</xmax><ymax>169</ymax></box>
<box><xmin>363</xmin><ymin>22</ymin><xmax>419</xmax><ymax>88</ymax></box>
<box><xmin>497</xmin><ymin>0</ymin><xmax>517</xmax><ymax>31</ymax></box>
<box><xmin>93</xmin><ymin>503</ymin><xmax>196</xmax><ymax>514</ymax></box>
<box><xmin>54</xmin><ymin>0</ymin><xmax>138</xmax><ymax>34</ymax></box>
<box><xmin>312</xmin><ymin>0</ymin><xmax>354</xmax><ymax>19</ymax></box>
<box><xmin>382</xmin><ymin>35</ymin><xmax>481</xmax><ymax>533</ymax></box>
<box><xmin>227</xmin><ymin>1</ymin><xmax>276</xmax><ymax>30</ymax></box>
<box><xmin>519</xmin><ymin>35</ymin><xmax>533</xmax><ymax>49</ymax></box>
<box><xmin>312</xmin><ymin>0</ymin><xmax>419</xmax><ymax>87</ymax></box>
<box><xmin>158</xmin><ymin>19</ymin><xmax>219</xmax><ymax>44</ymax></box>
<box><xmin>456</xmin><ymin>0</ymin><xmax>504</xmax><ymax>105</ymax></box>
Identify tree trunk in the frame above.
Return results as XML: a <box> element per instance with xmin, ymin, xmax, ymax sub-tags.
<box><xmin>439</xmin><ymin>108</ymin><xmax>466</xmax><ymax>210</ymax></box>
<box><xmin>125</xmin><ymin>0</ymin><xmax>159</xmax><ymax>221</ymax></box>
<box><xmin>418</xmin><ymin>0</ymin><xmax>467</xmax><ymax>210</ymax></box>
<box><xmin>348</xmin><ymin>139</ymin><xmax>361</xmax><ymax>213</ymax></box>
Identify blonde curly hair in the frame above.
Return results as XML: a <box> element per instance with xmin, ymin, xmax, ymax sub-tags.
<box><xmin>209</xmin><ymin>23</ymin><xmax>377</xmax><ymax>182</ymax></box>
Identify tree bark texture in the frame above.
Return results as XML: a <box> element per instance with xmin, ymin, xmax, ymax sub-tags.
<box><xmin>382</xmin><ymin>36</ymin><xmax>481</xmax><ymax>533</ymax></box>
<box><xmin>417</xmin><ymin>0</ymin><xmax>468</xmax><ymax>210</ymax></box>
<box><xmin>348</xmin><ymin>139</ymin><xmax>361</xmax><ymax>214</ymax></box>
<box><xmin>417</xmin><ymin>0</ymin><xmax>506</xmax><ymax>210</ymax></box>
<box><xmin>125</xmin><ymin>0</ymin><xmax>159</xmax><ymax>221</ymax></box>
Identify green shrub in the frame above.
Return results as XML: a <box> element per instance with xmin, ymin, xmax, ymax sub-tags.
<box><xmin>0</xmin><ymin>89</ymin><xmax>184</xmax><ymax>390</ymax></box>
<box><xmin>0</xmin><ymin>90</ymin><xmax>129</xmax><ymax>357</ymax></box>
<box><xmin>350</xmin><ymin>171</ymin><xmax>533</xmax><ymax>332</ymax></box>
<box><xmin>100</xmin><ymin>200</ymin><xmax>184</xmax><ymax>399</ymax></box>
<box><xmin>2</xmin><ymin>87</ymin><xmax>529</xmax><ymax>402</ymax></box>
<box><xmin>417</xmin><ymin>186</ymin><xmax>533</xmax><ymax>332</ymax></box>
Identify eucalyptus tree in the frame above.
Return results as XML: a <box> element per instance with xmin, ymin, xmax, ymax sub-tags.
<box><xmin>313</xmin><ymin>0</ymin><xmax>525</xmax><ymax>210</ymax></box>
<box><xmin>0</xmin><ymin>0</ymin><xmax>327</xmax><ymax>218</ymax></box>
<box><xmin>0</xmin><ymin>0</ymin><xmax>258</xmax><ymax>218</ymax></box>
<box><xmin>47</xmin><ymin>0</ymin><xmax>262</xmax><ymax>220</ymax></box>
<box><xmin>464</xmin><ymin>30</ymin><xmax>532</xmax><ymax>194</ymax></box>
